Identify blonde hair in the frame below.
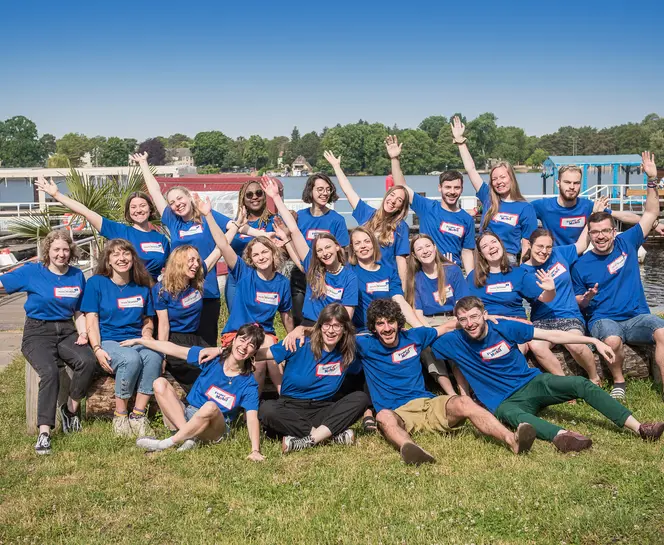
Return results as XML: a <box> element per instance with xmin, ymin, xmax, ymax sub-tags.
<box><xmin>558</xmin><ymin>165</ymin><xmax>583</xmax><ymax>180</ymax></box>
<box><xmin>165</xmin><ymin>186</ymin><xmax>203</xmax><ymax>224</ymax></box>
<box><xmin>348</xmin><ymin>226</ymin><xmax>381</xmax><ymax>265</ymax></box>
<box><xmin>41</xmin><ymin>230</ymin><xmax>80</xmax><ymax>266</ymax></box>
<box><xmin>481</xmin><ymin>161</ymin><xmax>526</xmax><ymax>231</ymax></box>
<box><xmin>404</xmin><ymin>234</ymin><xmax>453</xmax><ymax>308</ymax></box>
<box><xmin>473</xmin><ymin>231</ymin><xmax>510</xmax><ymax>288</ymax></box>
<box><xmin>306</xmin><ymin>234</ymin><xmax>345</xmax><ymax>299</ymax></box>
<box><xmin>242</xmin><ymin>236</ymin><xmax>283</xmax><ymax>271</ymax></box>
<box><xmin>160</xmin><ymin>245</ymin><xmax>204</xmax><ymax>297</ymax></box>
<box><xmin>364</xmin><ymin>186</ymin><xmax>409</xmax><ymax>247</ymax></box>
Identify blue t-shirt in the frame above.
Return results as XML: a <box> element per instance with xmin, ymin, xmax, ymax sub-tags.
<box><xmin>221</xmin><ymin>259</ymin><xmax>292</xmax><ymax>334</ymax></box>
<box><xmin>431</xmin><ymin>320</ymin><xmax>540</xmax><ymax>413</ymax></box>
<box><xmin>466</xmin><ymin>267</ymin><xmax>542</xmax><ymax>318</ymax></box>
<box><xmin>352</xmin><ymin>199</ymin><xmax>410</xmax><ymax>265</ymax></box>
<box><xmin>161</xmin><ymin>206</ymin><xmax>231</xmax><ymax>299</ymax></box>
<box><xmin>410</xmin><ymin>193</ymin><xmax>475</xmax><ymax>266</ymax></box>
<box><xmin>185</xmin><ymin>346</ymin><xmax>259</xmax><ymax>421</ymax></box>
<box><xmin>414</xmin><ymin>264</ymin><xmax>469</xmax><ymax>316</ymax></box>
<box><xmin>522</xmin><ymin>245</ymin><xmax>583</xmax><ymax>322</ymax></box>
<box><xmin>99</xmin><ymin>218</ymin><xmax>170</xmax><ymax>279</ymax></box>
<box><xmin>351</xmin><ymin>263</ymin><xmax>403</xmax><ymax>330</ymax></box>
<box><xmin>296</xmin><ymin>207</ymin><xmax>350</xmax><ymax>248</ymax></box>
<box><xmin>153</xmin><ymin>282</ymin><xmax>203</xmax><ymax>334</ymax></box>
<box><xmin>356</xmin><ymin>327</ymin><xmax>439</xmax><ymax>413</ymax></box>
<box><xmin>229</xmin><ymin>216</ymin><xmax>275</xmax><ymax>257</ymax></box>
<box><xmin>531</xmin><ymin>197</ymin><xmax>611</xmax><ymax>246</ymax></box>
<box><xmin>571</xmin><ymin>225</ymin><xmax>650</xmax><ymax>331</ymax></box>
<box><xmin>477</xmin><ymin>184</ymin><xmax>537</xmax><ymax>255</ymax></box>
<box><xmin>80</xmin><ymin>275</ymin><xmax>154</xmax><ymax>341</ymax></box>
<box><xmin>1</xmin><ymin>263</ymin><xmax>85</xmax><ymax>321</ymax></box>
<box><xmin>301</xmin><ymin>251</ymin><xmax>358</xmax><ymax>322</ymax></box>
<box><xmin>271</xmin><ymin>339</ymin><xmax>359</xmax><ymax>401</ymax></box>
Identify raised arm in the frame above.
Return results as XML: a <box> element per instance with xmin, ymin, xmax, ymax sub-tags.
<box><xmin>638</xmin><ymin>151</ymin><xmax>661</xmax><ymax>237</ymax></box>
<box><xmin>451</xmin><ymin>116</ymin><xmax>484</xmax><ymax>192</ymax></box>
<box><xmin>273</xmin><ymin>215</ymin><xmax>303</xmax><ymax>272</ymax></box>
<box><xmin>130</xmin><ymin>152</ymin><xmax>167</xmax><ymax>215</ymax></box>
<box><xmin>385</xmin><ymin>136</ymin><xmax>414</xmax><ymax>202</ymax></box>
<box><xmin>535</xmin><ymin>270</ymin><xmax>556</xmax><ymax>303</ymax></box>
<box><xmin>323</xmin><ymin>151</ymin><xmax>360</xmax><ymax>209</ymax></box>
<box><xmin>392</xmin><ymin>294</ymin><xmax>426</xmax><ymax>328</ymax></box>
<box><xmin>120</xmin><ymin>337</ymin><xmax>191</xmax><ymax>360</ymax></box>
<box><xmin>34</xmin><ymin>176</ymin><xmax>103</xmax><ymax>231</ymax></box>
<box><xmin>197</xmin><ymin>194</ymin><xmax>238</xmax><ymax>270</ymax></box>
<box><xmin>461</xmin><ymin>248</ymin><xmax>475</xmax><ymax>274</ymax></box>
<box><xmin>574</xmin><ymin>224</ymin><xmax>590</xmax><ymax>255</ymax></box>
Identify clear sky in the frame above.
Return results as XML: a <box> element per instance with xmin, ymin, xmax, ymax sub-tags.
<box><xmin>2</xmin><ymin>0</ymin><xmax>663</xmax><ymax>140</ymax></box>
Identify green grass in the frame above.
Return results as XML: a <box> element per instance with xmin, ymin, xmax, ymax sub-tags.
<box><xmin>1</xmin><ymin>358</ymin><xmax>664</xmax><ymax>544</ymax></box>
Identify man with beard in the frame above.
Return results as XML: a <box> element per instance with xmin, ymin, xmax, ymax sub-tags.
<box><xmin>431</xmin><ymin>296</ymin><xmax>664</xmax><ymax>451</ymax></box>
<box><xmin>531</xmin><ymin>165</ymin><xmax>663</xmax><ymax>246</ymax></box>
<box><xmin>571</xmin><ymin>152</ymin><xmax>664</xmax><ymax>401</ymax></box>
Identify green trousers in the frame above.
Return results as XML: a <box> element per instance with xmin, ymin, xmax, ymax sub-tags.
<box><xmin>494</xmin><ymin>374</ymin><xmax>632</xmax><ymax>441</ymax></box>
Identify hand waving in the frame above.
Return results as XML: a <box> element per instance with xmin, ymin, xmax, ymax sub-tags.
<box><xmin>535</xmin><ymin>270</ymin><xmax>555</xmax><ymax>292</ymax></box>
<box><xmin>34</xmin><ymin>175</ymin><xmax>59</xmax><ymax>197</ymax></box>
<box><xmin>593</xmin><ymin>195</ymin><xmax>610</xmax><ymax>213</ymax></box>
<box><xmin>260</xmin><ymin>176</ymin><xmax>281</xmax><ymax>199</ymax></box>
<box><xmin>323</xmin><ymin>150</ymin><xmax>342</xmax><ymax>169</ymax></box>
<box><xmin>642</xmin><ymin>151</ymin><xmax>657</xmax><ymax>180</ymax></box>
<box><xmin>129</xmin><ymin>152</ymin><xmax>148</xmax><ymax>165</ymax></box>
<box><xmin>384</xmin><ymin>135</ymin><xmax>402</xmax><ymax>159</ymax></box>
<box><xmin>194</xmin><ymin>193</ymin><xmax>212</xmax><ymax>216</ymax></box>
<box><xmin>451</xmin><ymin>116</ymin><xmax>466</xmax><ymax>141</ymax></box>
<box><xmin>582</xmin><ymin>283</ymin><xmax>599</xmax><ymax>302</ymax></box>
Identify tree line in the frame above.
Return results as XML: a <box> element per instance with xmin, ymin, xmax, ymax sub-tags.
<box><xmin>1</xmin><ymin>113</ymin><xmax>664</xmax><ymax>174</ymax></box>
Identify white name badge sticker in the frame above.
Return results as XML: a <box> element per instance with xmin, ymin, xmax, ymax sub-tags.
<box><xmin>181</xmin><ymin>290</ymin><xmax>202</xmax><ymax>308</ymax></box>
<box><xmin>117</xmin><ymin>295</ymin><xmax>144</xmax><ymax>309</ymax></box>
<box><xmin>486</xmin><ymin>282</ymin><xmax>513</xmax><ymax>294</ymax></box>
<box><xmin>433</xmin><ymin>285</ymin><xmax>454</xmax><ymax>304</ymax></box>
<box><xmin>179</xmin><ymin>224</ymin><xmax>203</xmax><ymax>238</ymax></box>
<box><xmin>493</xmin><ymin>212</ymin><xmax>518</xmax><ymax>226</ymax></box>
<box><xmin>548</xmin><ymin>262</ymin><xmax>567</xmax><ymax>279</ymax></box>
<box><xmin>366</xmin><ymin>279</ymin><xmax>390</xmax><ymax>293</ymax></box>
<box><xmin>255</xmin><ymin>291</ymin><xmax>280</xmax><ymax>306</ymax></box>
<box><xmin>306</xmin><ymin>229</ymin><xmax>331</xmax><ymax>241</ymax></box>
<box><xmin>607</xmin><ymin>252</ymin><xmax>627</xmax><ymax>275</ymax></box>
<box><xmin>205</xmin><ymin>386</ymin><xmax>236</xmax><ymax>410</ymax></box>
<box><xmin>140</xmin><ymin>242</ymin><xmax>165</xmax><ymax>253</ymax></box>
<box><xmin>391</xmin><ymin>343</ymin><xmax>418</xmax><ymax>363</ymax></box>
<box><xmin>53</xmin><ymin>286</ymin><xmax>81</xmax><ymax>299</ymax></box>
<box><xmin>481</xmin><ymin>340</ymin><xmax>511</xmax><ymax>361</ymax></box>
<box><xmin>325</xmin><ymin>284</ymin><xmax>344</xmax><ymax>300</ymax></box>
<box><xmin>560</xmin><ymin>216</ymin><xmax>586</xmax><ymax>228</ymax></box>
<box><xmin>316</xmin><ymin>361</ymin><xmax>342</xmax><ymax>377</ymax></box>
<box><xmin>439</xmin><ymin>221</ymin><xmax>465</xmax><ymax>238</ymax></box>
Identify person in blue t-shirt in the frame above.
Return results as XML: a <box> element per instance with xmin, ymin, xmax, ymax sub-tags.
<box><xmin>571</xmin><ymin>152</ymin><xmax>664</xmax><ymax>402</ymax></box>
<box><xmin>353</xmin><ymin>299</ymin><xmax>536</xmax><ymax>465</ymax></box>
<box><xmin>431</xmin><ymin>296</ymin><xmax>664</xmax><ymax>451</ymax></box>
<box><xmin>255</xmin><ymin>303</ymin><xmax>370</xmax><ymax>454</ymax></box>
<box><xmin>451</xmin><ymin>117</ymin><xmax>537</xmax><ymax>261</ymax></box>
<box><xmin>386</xmin><ymin>137</ymin><xmax>475</xmax><ymax>273</ymax></box>
<box><xmin>203</xmin><ymin>202</ymin><xmax>294</xmax><ymax>395</ymax></box>
<box><xmin>122</xmin><ymin>323</ymin><xmax>265</xmax><ymax>461</ymax></box>
<box><xmin>35</xmin><ymin>176</ymin><xmax>170</xmax><ymax>280</ymax></box>
<box><xmin>467</xmin><ymin>232</ymin><xmax>556</xmax><ymax>319</ymax></box>
<box><xmin>80</xmin><ymin>239</ymin><xmax>162</xmax><ymax>439</ymax></box>
<box><xmin>403</xmin><ymin>234</ymin><xmax>471</xmax><ymax>396</ymax></box>
<box><xmin>262</xmin><ymin>178</ymin><xmax>358</xmax><ymax>325</ymax></box>
<box><xmin>323</xmin><ymin>150</ymin><xmax>411</xmax><ymax>282</ymax></box>
<box><xmin>153</xmin><ymin>244</ymin><xmax>221</xmax><ymax>389</ymax></box>
<box><xmin>530</xmin><ymin>164</ymin><xmax>663</xmax><ymax>246</ymax></box>
<box><xmin>0</xmin><ymin>230</ymin><xmax>97</xmax><ymax>455</ymax></box>
<box><xmin>521</xmin><ymin>228</ymin><xmax>599</xmax><ymax>382</ymax></box>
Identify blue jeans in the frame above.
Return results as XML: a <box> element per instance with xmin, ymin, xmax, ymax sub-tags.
<box><xmin>102</xmin><ymin>341</ymin><xmax>163</xmax><ymax>399</ymax></box>
<box><xmin>590</xmin><ymin>313</ymin><xmax>664</xmax><ymax>344</ymax></box>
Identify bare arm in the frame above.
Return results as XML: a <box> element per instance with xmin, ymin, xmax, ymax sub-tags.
<box><xmin>323</xmin><ymin>151</ymin><xmax>360</xmax><ymax>209</ymax></box>
<box><xmin>73</xmin><ymin>311</ymin><xmax>89</xmax><ymax>345</ymax></box>
<box><xmin>396</xmin><ymin>255</ymin><xmax>408</xmax><ymax>286</ymax></box>
<box><xmin>120</xmin><ymin>337</ymin><xmax>190</xmax><ymax>360</ymax></box>
<box><xmin>280</xmin><ymin>311</ymin><xmax>295</xmax><ymax>334</ymax></box>
<box><xmin>533</xmin><ymin>327</ymin><xmax>614</xmax><ymax>363</ymax></box>
<box><xmin>156</xmin><ymin>309</ymin><xmax>170</xmax><ymax>341</ymax></box>
<box><xmin>245</xmin><ymin>410</ymin><xmax>264</xmax><ymax>461</ymax></box>
<box><xmin>385</xmin><ymin>136</ymin><xmax>415</xmax><ymax>202</ymax></box>
<box><xmin>461</xmin><ymin>249</ymin><xmax>474</xmax><ymax>274</ymax></box>
<box><xmin>638</xmin><ymin>151</ymin><xmax>661</xmax><ymax>237</ymax></box>
<box><xmin>450</xmin><ymin>116</ymin><xmax>484</xmax><ymax>192</ymax></box>
<box><xmin>535</xmin><ymin>270</ymin><xmax>556</xmax><ymax>303</ymax></box>
<box><xmin>34</xmin><ymin>176</ymin><xmax>103</xmax><ymax>231</ymax></box>
<box><xmin>434</xmin><ymin>318</ymin><xmax>459</xmax><ymax>336</ymax></box>
<box><xmin>141</xmin><ymin>316</ymin><xmax>154</xmax><ymax>339</ymax></box>
<box><xmin>130</xmin><ymin>152</ymin><xmax>167</xmax><ymax>215</ymax></box>
<box><xmin>86</xmin><ymin>313</ymin><xmax>112</xmax><ymax>373</ymax></box>
<box><xmin>574</xmin><ymin>225</ymin><xmax>590</xmax><ymax>255</ymax></box>
<box><xmin>576</xmin><ymin>283</ymin><xmax>598</xmax><ymax>309</ymax></box>
<box><xmin>344</xmin><ymin>306</ymin><xmax>355</xmax><ymax>319</ymax></box>
<box><xmin>199</xmin><ymin>196</ymin><xmax>238</xmax><ymax>270</ymax></box>
<box><xmin>392</xmin><ymin>294</ymin><xmax>426</xmax><ymax>328</ymax></box>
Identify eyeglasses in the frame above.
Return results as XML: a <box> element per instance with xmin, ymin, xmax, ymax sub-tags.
<box><xmin>315</xmin><ymin>187</ymin><xmax>332</xmax><ymax>194</ymax></box>
<box><xmin>245</xmin><ymin>190</ymin><xmax>264</xmax><ymax>200</ymax></box>
<box><xmin>321</xmin><ymin>323</ymin><xmax>343</xmax><ymax>332</ymax></box>
<box><xmin>588</xmin><ymin>228</ymin><xmax>615</xmax><ymax>237</ymax></box>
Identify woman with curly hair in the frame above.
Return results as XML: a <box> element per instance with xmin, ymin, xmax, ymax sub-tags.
<box><xmin>0</xmin><ymin>230</ymin><xmax>97</xmax><ymax>455</ymax></box>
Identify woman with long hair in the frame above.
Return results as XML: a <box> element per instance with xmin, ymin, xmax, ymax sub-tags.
<box><xmin>120</xmin><ymin>323</ymin><xmax>266</xmax><ymax>460</ymax></box>
<box><xmin>0</xmin><ymin>230</ymin><xmax>97</xmax><ymax>455</ymax></box>
<box><xmin>288</xmin><ymin>171</ymin><xmax>350</xmax><ymax>326</ymax></box>
<box><xmin>253</xmin><ymin>303</ymin><xmax>370</xmax><ymax>453</ymax></box>
<box><xmin>80</xmin><ymin>238</ymin><xmax>162</xmax><ymax>438</ymax></box>
<box><xmin>262</xmin><ymin>178</ymin><xmax>358</xmax><ymax>325</ymax></box>
<box><xmin>522</xmin><ymin>227</ymin><xmax>600</xmax><ymax>381</ymax></box>
<box><xmin>323</xmin><ymin>151</ymin><xmax>410</xmax><ymax>282</ymax></box>
<box><xmin>451</xmin><ymin>117</ymin><xmax>537</xmax><ymax>262</ymax></box>
<box><xmin>35</xmin><ymin>176</ymin><xmax>169</xmax><ymax>280</ymax></box>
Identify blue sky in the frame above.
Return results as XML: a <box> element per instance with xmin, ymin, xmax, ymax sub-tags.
<box><xmin>2</xmin><ymin>0</ymin><xmax>663</xmax><ymax>140</ymax></box>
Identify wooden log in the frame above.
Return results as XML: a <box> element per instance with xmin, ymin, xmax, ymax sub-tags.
<box><xmin>25</xmin><ymin>360</ymin><xmax>74</xmax><ymax>435</ymax></box>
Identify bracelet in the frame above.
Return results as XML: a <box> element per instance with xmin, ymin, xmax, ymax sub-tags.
<box><xmin>93</xmin><ymin>345</ymin><xmax>101</xmax><ymax>353</ymax></box>
<box><xmin>251</xmin><ymin>449</ymin><xmax>261</xmax><ymax>454</ymax></box>
<box><xmin>647</xmin><ymin>182</ymin><xmax>658</xmax><ymax>189</ymax></box>
<box><xmin>452</xmin><ymin>138</ymin><xmax>468</xmax><ymax>145</ymax></box>
<box><xmin>230</xmin><ymin>221</ymin><xmax>239</xmax><ymax>229</ymax></box>
<box><xmin>285</xmin><ymin>238</ymin><xmax>292</xmax><ymax>244</ymax></box>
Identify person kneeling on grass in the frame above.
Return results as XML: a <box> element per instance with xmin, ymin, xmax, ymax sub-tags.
<box><xmin>431</xmin><ymin>296</ymin><xmax>664</xmax><ymax>452</ymax></box>
<box><xmin>120</xmin><ymin>323</ymin><xmax>265</xmax><ymax>461</ymax></box>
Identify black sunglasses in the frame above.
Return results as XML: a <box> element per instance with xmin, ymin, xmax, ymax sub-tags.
<box><xmin>245</xmin><ymin>189</ymin><xmax>265</xmax><ymax>199</ymax></box>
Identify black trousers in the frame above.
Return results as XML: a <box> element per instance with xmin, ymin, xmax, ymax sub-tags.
<box><xmin>290</xmin><ymin>267</ymin><xmax>307</xmax><ymax>327</ymax></box>
<box><xmin>166</xmin><ymin>331</ymin><xmax>208</xmax><ymax>390</ymax></box>
<box><xmin>21</xmin><ymin>317</ymin><xmax>98</xmax><ymax>428</ymax></box>
<box><xmin>196</xmin><ymin>298</ymin><xmax>221</xmax><ymax>347</ymax></box>
<box><xmin>259</xmin><ymin>391</ymin><xmax>370</xmax><ymax>438</ymax></box>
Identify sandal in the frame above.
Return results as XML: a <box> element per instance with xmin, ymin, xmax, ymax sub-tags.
<box><xmin>362</xmin><ymin>415</ymin><xmax>377</xmax><ymax>434</ymax></box>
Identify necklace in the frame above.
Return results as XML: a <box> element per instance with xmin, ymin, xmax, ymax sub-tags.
<box><xmin>328</xmin><ymin>263</ymin><xmax>343</xmax><ymax>275</ymax></box>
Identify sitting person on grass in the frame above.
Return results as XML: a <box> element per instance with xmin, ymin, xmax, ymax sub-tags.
<box><xmin>431</xmin><ymin>296</ymin><xmax>664</xmax><ymax>452</ymax></box>
<box><xmin>121</xmin><ymin>323</ymin><xmax>265</xmax><ymax>460</ymax></box>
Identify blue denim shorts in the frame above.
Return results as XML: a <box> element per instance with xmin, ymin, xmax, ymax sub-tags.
<box><xmin>590</xmin><ymin>313</ymin><xmax>664</xmax><ymax>344</ymax></box>
<box><xmin>182</xmin><ymin>403</ymin><xmax>231</xmax><ymax>441</ymax></box>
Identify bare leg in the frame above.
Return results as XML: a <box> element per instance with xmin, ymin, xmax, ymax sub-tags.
<box><xmin>67</xmin><ymin>397</ymin><xmax>80</xmax><ymax>413</ymax></box>
<box><xmin>436</xmin><ymin>375</ymin><xmax>457</xmax><ymax>396</ymax></box>
<box><xmin>376</xmin><ymin>409</ymin><xmax>413</xmax><ymax>451</ymax></box>
<box><xmin>653</xmin><ymin>329</ymin><xmax>664</xmax><ymax>386</ymax></box>
<box><xmin>565</xmin><ymin>342</ymin><xmax>601</xmax><ymax>384</ymax></box>
<box><xmin>253</xmin><ymin>360</ymin><xmax>267</xmax><ymax>395</ymax></box>
<box><xmin>115</xmin><ymin>398</ymin><xmax>129</xmax><ymax>413</ymax></box>
<box><xmin>529</xmin><ymin>340</ymin><xmax>565</xmax><ymax>376</ymax></box>
<box><xmin>254</xmin><ymin>336</ymin><xmax>277</xmax><ymax>395</ymax></box>
<box><xmin>266</xmin><ymin>361</ymin><xmax>282</xmax><ymax>394</ymax></box>
<box><xmin>171</xmin><ymin>401</ymin><xmax>226</xmax><ymax>444</ymax></box>
<box><xmin>603</xmin><ymin>336</ymin><xmax>626</xmax><ymax>383</ymax></box>
<box><xmin>153</xmin><ymin>377</ymin><xmax>188</xmax><ymax>431</ymax></box>
<box><xmin>134</xmin><ymin>392</ymin><xmax>151</xmax><ymax>412</ymax></box>
<box><xmin>310</xmin><ymin>425</ymin><xmax>333</xmax><ymax>444</ymax></box>
<box><xmin>452</xmin><ymin>367</ymin><xmax>470</xmax><ymax>396</ymax></box>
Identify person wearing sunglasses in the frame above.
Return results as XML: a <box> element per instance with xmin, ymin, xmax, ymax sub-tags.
<box><xmin>572</xmin><ymin>152</ymin><xmax>664</xmax><ymax>402</ymax></box>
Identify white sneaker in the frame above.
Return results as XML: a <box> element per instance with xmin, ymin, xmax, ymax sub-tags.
<box><xmin>176</xmin><ymin>439</ymin><xmax>197</xmax><ymax>452</ymax></box>
<box><xmin>136</xmin><ymin>436</ymin><xmax>167</xmax><ymax>451</ymax></box>
<box><xmin>332</xmin><ymin>429</ymin><xmax>355</xmax><ymax>446</ymax></box>
<box><xmin>129</xmin><ymin>415</ymin><xmax>154</xmax><ymax>438</ymax></box>
<box><xmin>112</xmin><ymin>415</ymin><xmax>132</xmax><ymax>437</ymax></box>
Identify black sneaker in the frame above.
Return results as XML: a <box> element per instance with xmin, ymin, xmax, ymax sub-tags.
<box><xmin>35</xmin><ymin>432</ymin><xmax>51</xmax><ymax>455</ymax></box>
<box><xmin>59</xmin><ymin>404</ymin><xmax>82</xmax><ymax>434</ymax></box>
<box><xmin>282</xmin><ymin>435</ymin><xmax>315</xmax><ymax>454</ymax></box>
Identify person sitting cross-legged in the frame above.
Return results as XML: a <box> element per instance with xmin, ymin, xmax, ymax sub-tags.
<box><xmin>431</xmin><ymin>296</ymin><xmax>664</xmax><ymax>452</ymax></box>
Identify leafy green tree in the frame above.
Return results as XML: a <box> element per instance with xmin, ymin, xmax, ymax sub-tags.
<box><xmin>166</xmin><ymin>133</ymin><xmax>191</xmax><ymax>148</ymax></box>
<box><xmin>224</xmin><ymin>137</ymin><xmax>246</xmax><ymax>170</ymax></box>
<box><xmin>191</xmin><ymin>131</ymin><xmax>231</xmax><ymax>168</ymax></box>
<box><xmin>284</xmin><ymin>126</ymin><xmax>301</xmax><ymax>165</ymax></box>
<box><xmin>243</xmin><ymin>135</ymin><xmax>269</xmax><ymax>170</ymax></box>
<box><xmin>47</xmin><ymin>153</ymin><xmax>70</xmax><ymax>168</ymax></box>
<box><xmin>396</xmin><ymin>129</ymin><xmax>436</xmax><ymax>174</ymax></box>
<box><xmin>418</xmin><ymin>116</ymin><xmax>448</xmax><ymax>141</ymax></box>
<box><xmin>526</xmin><ymin>148</ymin><xmax>549</xmax><ymax>167</ymax></box>
<box><xmin>299</xmin><ymin>131</ymin><xmax>321</xmax><ymax>168</ymax></box>
<box><xmin>0</xmin><ymin>116</ymin><xmax>45</xmax><ymax>167</ymax></box>
<box><xmin>56</xmin><ymin>133</ymin><xmax>90</xmax><ymax>167</ymax></box>
<box><xmin>649</xmin><ymin>130</ymin><xmax>664</xmax><ymax>167</ymax></box>
<box><xmin>138</xmin><ymin>138</ymin><xmax>166</xmax><ymax>165</ymax></box>
<box><xmin>88</xmin><ymin>136</ymin><xmax>107</xmax><ymax>167</ymax></box>
<box><xmin>39</xmin><ymin>134</ymin><xmax>57</xmax><ymax>158</ymax></box>
<box><xmin>466</xmin><ymin>112</ymin><xmax>497</xmax><ymax>168</ymax></box>
<box><xmin>267</xmin><ymin>136</ymin><xmax>289</xmax><ymax>167</ymax></box>
<box><xmin>493</xmin><ymin>126</ymin><xmax>529</xmax><ymax>164</ymax></box>
<box><xmin>98</xmin><ymin>137</ymin><xmax>132</xmax><ymax>166</ymax></box>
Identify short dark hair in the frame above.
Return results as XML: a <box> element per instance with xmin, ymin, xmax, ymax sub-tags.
<box><xmin>453</xmin><ymin>296</ymin><xmax>485</xmax><ymax>317</ymax></box>
<box><xmin>124</xmin><ymin>192</ymin><xmax>158</xmax><ymax>224</ymax></box>
<box><xmin>220</xmin><ymin>323</ymin><xmax>266</xmax><ymax>375</ymax></box>
<box><xmin>439</xmin><ymin>170</ymin><xmax>464</xmax><ymax>185</ymax></box>
<box><xmin>588</xmin><ymin>211</ymin><xmax>616</xmax><ymax>228</ymax></box>
<box><xmin>367</xmin><ymin>299</ymin><xmax>406</xmax><ymax>332</ymax></box>
<box><xmin>302</xmin><ymin>173</ymin><xmax>339</xmax><ymax>204</ymax></box>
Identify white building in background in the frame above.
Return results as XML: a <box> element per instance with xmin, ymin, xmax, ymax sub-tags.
<box><xmin>168</xmin><ymin>148</ymin><xmax>195</xmax><ymax>167</ymax></box>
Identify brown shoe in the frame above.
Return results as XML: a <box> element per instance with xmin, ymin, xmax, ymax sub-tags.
<box><xmin>514</xmin><ymin>423</ymin><xmax>537</xmax><ymax>454</ymax></box>
<box><xmin>639</xmin><ymin>422</ymin><xmax>664</xmax><ymax>442</ymax></box>
<box><xmin>400</xmin><ymin>442</ymin><xmax>436</xmax><ymax>465</ymax></box>
<box><xmin>552</xmin><ymin>431</ymin><xmax>592</xmax><ymax>453</ymax></box>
